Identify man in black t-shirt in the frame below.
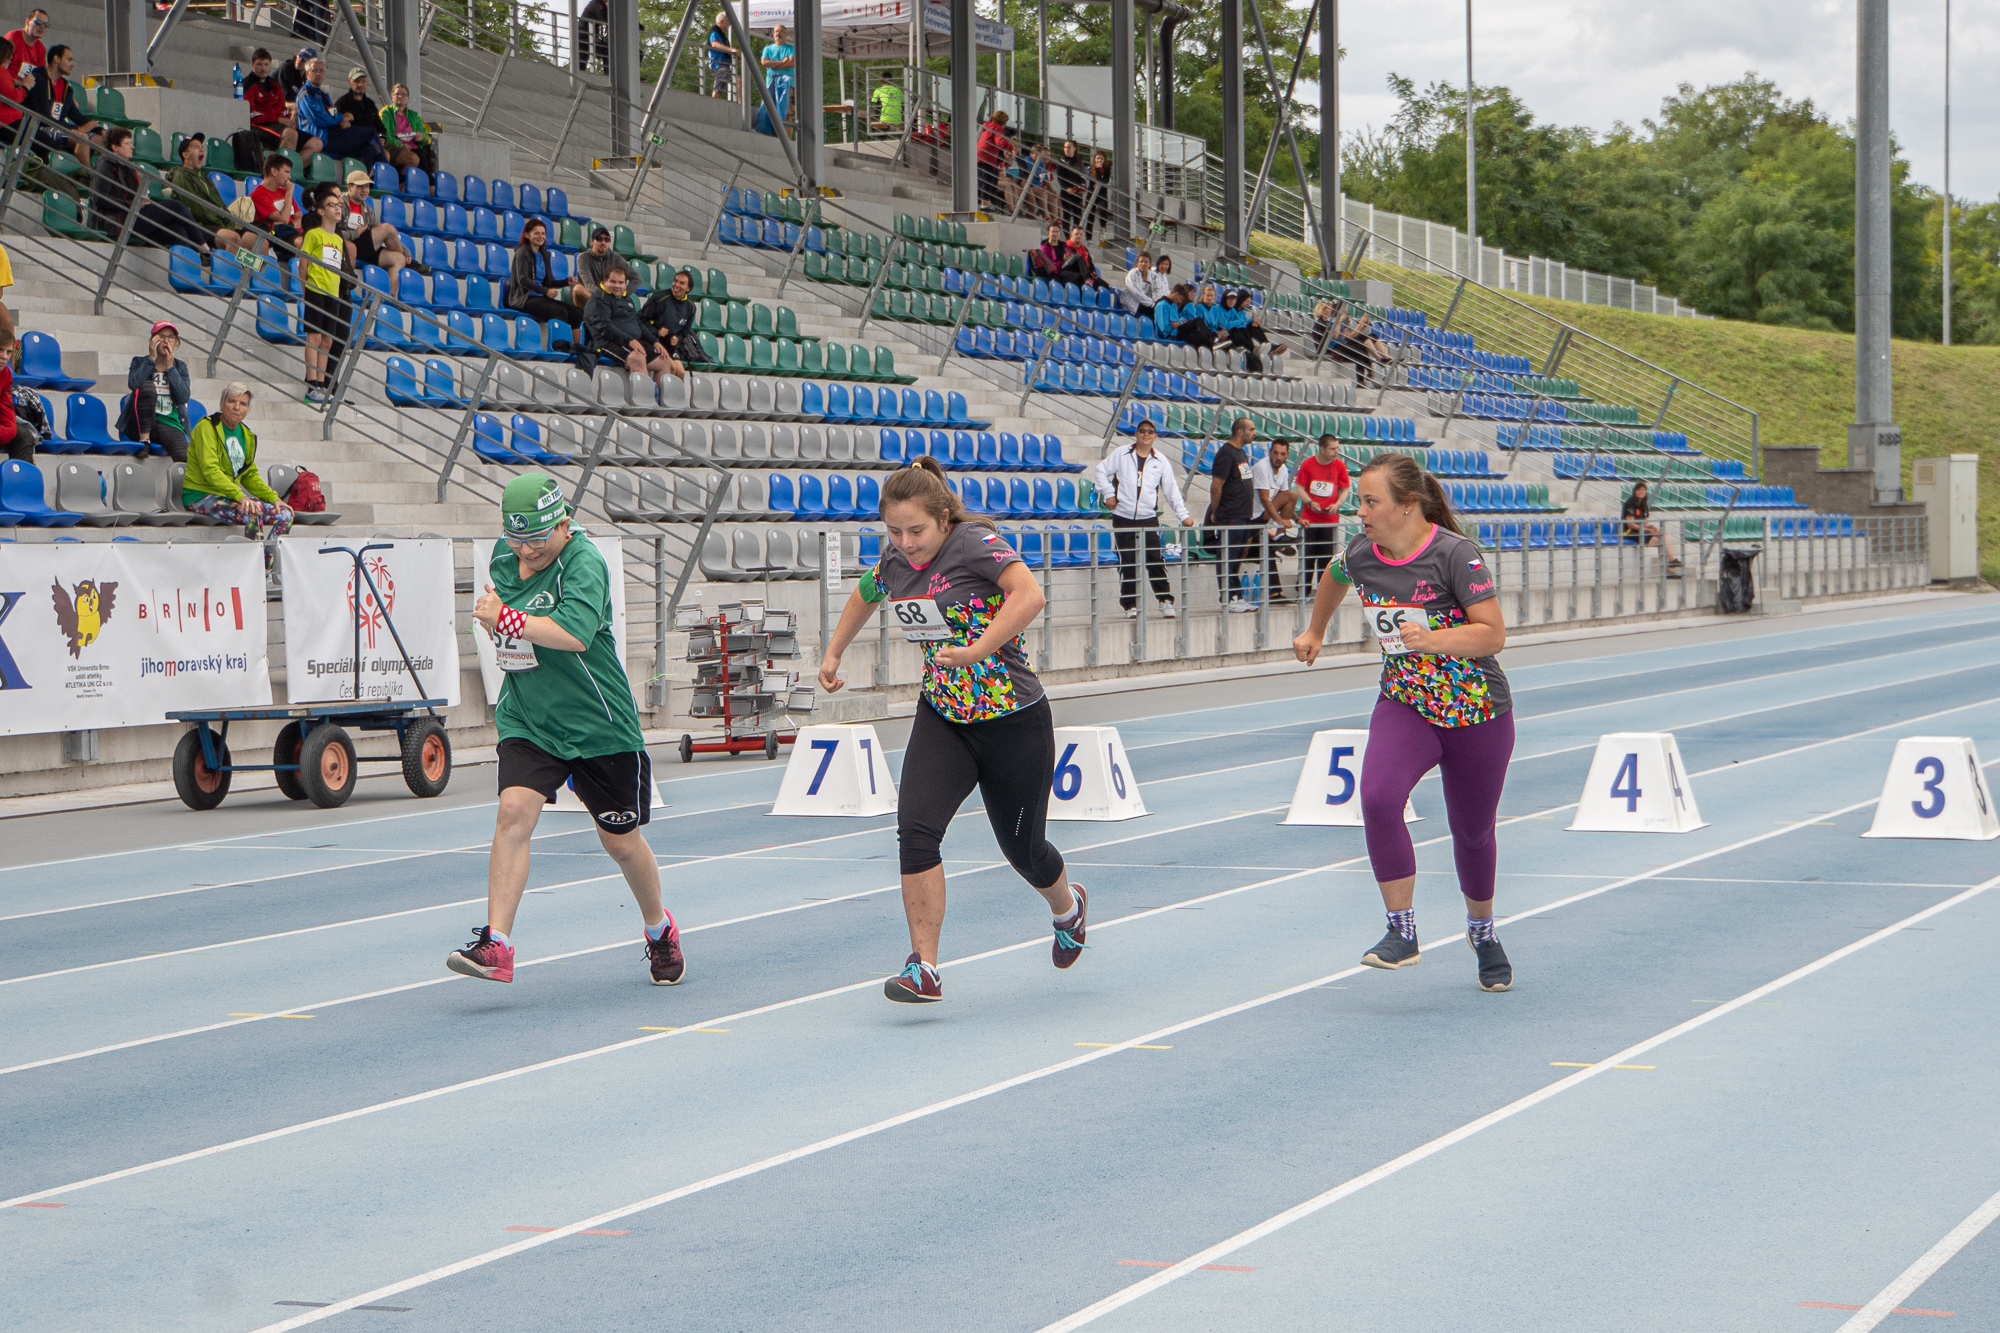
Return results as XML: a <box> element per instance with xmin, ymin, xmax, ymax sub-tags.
<box><xmin>1206</xmin><ymin>416</ymin><xmax>1261</xmax><ymax>610</ymax></box>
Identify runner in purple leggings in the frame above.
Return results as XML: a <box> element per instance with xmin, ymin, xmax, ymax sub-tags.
<box><xmin>1292</xmin><ymin>452</ymin><xmax>1515</xmax><ymax>991</ymax></box>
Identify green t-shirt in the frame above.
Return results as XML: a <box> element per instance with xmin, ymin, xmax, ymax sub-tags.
<box><xmin>301</xmin><ymin>226</ymin><xmax>345</xmax><ymax>296</ymax></box>
<box><xmin>181</xmin><ymin>424</ymin><xmax>251</xmax><ymax>508</ymax></box>
<box><xmin>488</xmin><ymin>532</ymin><xmax>644</xmax><ymax>759</ymax></box>
<box><xmin>871</xmin><ymin>83</ymin><xmax>903</xmax><ymax>124</ymax></box>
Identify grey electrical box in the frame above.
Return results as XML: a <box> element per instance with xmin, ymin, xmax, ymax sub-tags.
<box><xmin>1910</xmin><ymin>454</ymin><xmax>1979</xmax><ymax>582</ymax></box>
<box><xmin>62</xmin><ymin>730</ymin><xmax>99</xmax><ymax>763</ymax></box>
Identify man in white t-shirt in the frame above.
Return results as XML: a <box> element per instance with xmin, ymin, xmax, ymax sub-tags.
<box><xmin>1253</xmin><ymin>437</ymin><xmax>1299</xmax><ymax>601</ymax></box>
<box><xmin>1122</xmin><ymin>250</ymin><xmax>1160</xmax><ymax>318</ymax></box>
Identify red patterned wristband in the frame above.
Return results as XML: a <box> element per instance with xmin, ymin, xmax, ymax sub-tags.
<box><xmin>495</xmin><ymin>605</ymin><xmax>527</xmax><ymax>639</ymax></box>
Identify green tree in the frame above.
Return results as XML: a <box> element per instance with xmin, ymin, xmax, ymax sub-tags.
<box><xmin>1678</xmin><ymin>176</ymin><xmax>1845</xmax><ymax>327</ymax></box>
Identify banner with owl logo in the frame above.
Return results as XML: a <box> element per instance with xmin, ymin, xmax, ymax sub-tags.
<box><xmin>277</xmin><ymin>538</ymin><xmax>462</xmax><ymax>707</ymax></box>
<box><xmin>0</xmin><ymin>543</ymin><xmax>271</xmax><ymax>736</ymax></box>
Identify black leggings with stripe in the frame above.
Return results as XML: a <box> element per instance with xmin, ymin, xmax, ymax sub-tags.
<box><xmin>897</xmin><ymin>697</ymin><xmax>1065</xmax><ymax>888</ymax></box>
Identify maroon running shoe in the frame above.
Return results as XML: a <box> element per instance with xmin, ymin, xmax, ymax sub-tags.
<box><xmin>884</xmin><ymin>953</ymin><xmax>943</xmax><ymax>1003</ymax></box>
<box><xmin>447</xmin><ymin>926</ymin><xmax>515</xmax><ymax>983</ymax></box>
<box><xmin>646</xmin><ymin>916</ymin><xmax>686</xmax><ymax>986</ymax></box>
<box><xmin>1052</xmin><ymin>883</ymin><xmax>1088</xmax><ymax>970</ymax></box>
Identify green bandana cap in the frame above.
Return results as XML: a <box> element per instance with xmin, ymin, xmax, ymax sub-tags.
<box><xmin>501</xmin><ymin>472</ymin><xmax>568</xmax><ymax>537</ymax></box>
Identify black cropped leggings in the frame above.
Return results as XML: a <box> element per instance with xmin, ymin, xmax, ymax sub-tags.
<box><xmin>898</xmin><ymin>696</ymin><xmax>1065</xmax><ymax>888</ymax></box>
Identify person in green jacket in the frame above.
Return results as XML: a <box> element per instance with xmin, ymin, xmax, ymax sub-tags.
<box><xmin>167</xmin><ymin>134</ymin><xmax>250</xmax><ymax>253</ymax></box>
<box><xmin>379</xmin><ymin>82</ymin><xmax>435</xmax><ymax>177</ymax></box>
<box><xmin>183</xmin><ymin>382</ymin><xmax>293</xmax><ymax>553</ymax></box>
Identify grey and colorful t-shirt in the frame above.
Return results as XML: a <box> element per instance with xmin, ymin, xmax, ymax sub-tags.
<box><xmin>860</xmin><ymin>520</ymin><xmax>1044</xmax><ymax>724</ymax></box>
<box><xmin>1329</xmin><ymin>524</ymin><xmax>1511</xmax><ymax>727</ymax></box>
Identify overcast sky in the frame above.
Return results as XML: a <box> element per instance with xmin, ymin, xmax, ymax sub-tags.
<box><xmin>1296</xmin><ymin>0</ymin><xmax>1991</xmax><ymax>203</ymax></box>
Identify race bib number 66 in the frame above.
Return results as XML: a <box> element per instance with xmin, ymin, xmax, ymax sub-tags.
<box><xmin>1369</xmin><ymin>605</ymin><xmax>1424</xmax><ymax>655</ymax></box>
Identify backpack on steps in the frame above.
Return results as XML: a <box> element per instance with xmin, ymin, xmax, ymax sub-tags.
<box><xmin>285</xmin><ymin>467</ymin><xmax>326</xmax><ymax>513</ymax></box>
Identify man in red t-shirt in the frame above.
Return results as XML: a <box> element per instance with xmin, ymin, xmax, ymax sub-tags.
<box><xmin>242</xmin><ymin>48</ymin><xmax>296</xmax><ymax>151</ymax></box>
<box><xmin>3</xmin><ymin>9</ymin><xmax>48</xmax><ymax>102</ymax></box>
<box><xmin>1292</xmin><ymin>432</ymin><xmax>1352</xmax><ymax>587</ymax></box>
<box><xmin>248</xmin><ymin>155</ymin><xmax>302</xmax><ymax>249</ymax></box>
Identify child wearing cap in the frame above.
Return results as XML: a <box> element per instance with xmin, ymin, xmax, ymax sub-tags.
<box><xmin>450</xmin><ymin>474</ymin><xmax>686</xmax><ymax>989</ymax></box>
<box><xmin>119</xmin><ymin>320</ymin><xmax>194</xmax><ymax>463</ymax></box>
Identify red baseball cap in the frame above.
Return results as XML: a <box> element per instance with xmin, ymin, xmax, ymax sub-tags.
<box><xmin>150</xmin><ymin>319</ymin><xmax>180</xmax><ymax>338</ymax></box>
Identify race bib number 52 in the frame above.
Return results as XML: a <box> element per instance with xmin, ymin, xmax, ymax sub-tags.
<box><xmin>1368</xmin><ymin>605</ymin><xmax>1424</xmax><ymax>655</ymax></box>
<box><xmin>890</xmin><ymin>595</ymin><xmax>952</xmax><ymax>642</ymax></box>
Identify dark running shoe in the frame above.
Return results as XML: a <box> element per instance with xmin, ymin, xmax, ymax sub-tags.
<box><xmin>447</xmin><ymin>926</ymin><xmax>514</xmax><ymax>983</ymax></box>
<box><xmin>1361</xmin><ymin>929</ymin><xmax>1421</xmax><ymax>971</ymax></box>
<box><xmin>646</xmin><ymin>917</ymin><xmax>685</xmax><ymax>985</ymax></box>
<box><xmin>884</xmin><ymin>953</ymin><xmax>942</xmax><ymax>1003</ymax></box>
<box><xmin>1052</xmin><ymin>884</ymin><xmax>1088</xmax><ymax>970</ymax></box>
<box><xmin>1473</xmin><ymin>936</ymin><xmax>1513</xmax><ymax>992</ymax></box>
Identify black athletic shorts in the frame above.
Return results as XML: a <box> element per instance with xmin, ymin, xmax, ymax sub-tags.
<box><xmin>497</xmin><ymin>737</ymin><xmax>653</xmax><ymax>833</ymax></box>
<box><xmin>303</xmin><ymin>287</ymin><xmax>350</xmax><ymax>340</ymax></box>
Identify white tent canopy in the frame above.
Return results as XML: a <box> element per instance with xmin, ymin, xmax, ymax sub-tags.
<box><xmin>741</xmin><ymin>0</ymin><xmax>1014</xmax><ymax>58</ymax></box>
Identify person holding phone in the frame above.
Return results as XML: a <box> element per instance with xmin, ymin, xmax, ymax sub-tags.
<box><xmin>817</xmin><ymin>456</ymin><xmax>1085</xmax><ymax>1004</ymax></box>
<box><xmin>120</xmin><ymin>320</ymin><xmax>193</xmax><ymax>462</ymax></box>
<box><xmin>1292</xmin><ymin>452</ymin><xmax>1515</xmax><ymax>993</ymax></box>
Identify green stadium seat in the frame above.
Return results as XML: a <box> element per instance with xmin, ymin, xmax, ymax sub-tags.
<box><xmin>41</xmin><ymin>190</ymin><xmax>100</xmax><ymax>240</ymax></box>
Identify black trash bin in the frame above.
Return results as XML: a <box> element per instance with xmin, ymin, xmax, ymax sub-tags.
<box><xmin>1718</xmin><ymin>546</ymin><xmax>1762</xmax><ymax>613</ymax></box>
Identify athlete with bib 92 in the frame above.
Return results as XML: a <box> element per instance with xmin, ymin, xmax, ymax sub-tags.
<box><xmin>447</xmin><ymin>473</ymin><xmax>686</xmax><ymax>989</ymax></box>
<box><xmin>817</xmin><ymin>456</ymin><xmax>1086</xmax><ymax>1004</ymax></box>
<box><xmin>1292</xmin><ymin>453</ymin><xmax>1515</xmax><ymax>992</ymax></box>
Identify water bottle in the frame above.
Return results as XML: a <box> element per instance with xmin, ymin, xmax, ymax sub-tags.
<box><xmin>232</xmin><ymin>62</ymin><xmax>243</xmax><ymax>99</ymax></box>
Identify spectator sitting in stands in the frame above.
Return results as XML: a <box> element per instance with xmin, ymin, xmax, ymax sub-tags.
<box><xmin>1154</xmin><ymin>253</ymin><xmax>1175</xmax><ymax>289</ymax></box>
<box><xmin>338</xmin><ymin>169</ymin><xmax>418</xmax><ymax>278</ymax></box>
<box><xmin>295</xmin><ymin>58</ymin><xmax>385</xmax><ymax>165</ymax></box>
<box><xmin>3</xmin><ymin>10</ymin><xmax>49</xmax><ymax>107</ymax></box>
<box><xmin>1018</xmin><ymin>142</ymin><xmax>1060</xmax><ymax>223</ymax></box>
<box><xmin>242</xmin><ymin>48</ymin><xmax>295</xmax><ymax>152</ymax></box>
<box><xmin>118</xmin><ymin>320</ymin><xmax>193</xmax><ymax>464</ymax></box>
<box><xmin>91</xmin><ymin>127</ymin><xmax>208</xmax><ymax>251</ymax></box>
<box><xmin>640</xmin><ymin>267</ymin><xmax>707</xmax><ymax>366</ymax></box>
<box><xmin>1310</xmin><ymin>298</ymin><xmax>1336</xmax><ymax>355</ymax></box>
<box><xmin>380</xmin><ymin>82</ymin><xmax>434</xmax><ymax>176</ymax></box>
<box><xmin>0</xmin><ymin>327</ymin><xmax>38</xmax><ymax>463</ymax></box>
<box><xmin>1060</xmin><ymin>226</ymin><xmax>1102</xmax><ymax>288</ymax></box>
<box><xmin>183</xmin><ymin>382</ymin><xmax>292</xmax><ymax>558</ymax></box>
<box><xmin>25</xmin><ymin>43</ymin><xmax>98</xmax><ymax>164</ymax></box>
<box><xmin>1154</xmin><ymin>284</ymin><xmax>1215</xmax><ymax>348</ymax></box>
<box><xmin>1121</xmin><ymin>250</ymin><xmax>1157</xmax><ymax>318</ymax></box>
<box><xmin>334</xmin><ymin>67</ymin><xmax>381</xmax><ymax>145</ymax></box>
<box><xmin>1328</xmin><ymin>309</ymin><xmax>1392</xmax><ymax>383</ymax></box>
<box><xmin>1621</xmin><ymin>480</ymin><xmax>1683</xmax><ymax>574</ymax></box>
<box><xmin>0</xmin><ymin>54</ymin><xmax>24</xmax><ymax>151</ymax></box>
<box><xmin>569</xmin><ymin>226</ymin><xmax>618</xmax><ymax>308</ymax></box>
<box><xmin>1029</xmin><ymin>221</ymin><xmax>1066</xmax><ymax>281</ymax></box>
<box><xmin>299</xmin><ymin>183</ymin><xmax>354</xmax><ymax>406</ymax></box>
<box><xmin>249</xmin><ymin>153</ymin><xmax>302</xmax><ymax>251</ymax></box>
<box><xmin>585</xmin><ymin>263</ymin><xmax>684</xmax><ymax>382</ymax></box>
<box><xmin>507</xmin><ymin>216</ymin><xmax>575</xmax><ymax>326</ymax></box>
<box><xmin>1219</xmin><ymin>289</ymin><xmax>1284</xmax><ymax>373</ymax></box>
<box><xmin>279</xmin><ymin>46</ymin><xmax>314</xmax><ymax>103</ymax></box>
<box><xmin>168</xmin><ymin>135</ymin><xmax>250</xmax><ymax>254</ymax></box>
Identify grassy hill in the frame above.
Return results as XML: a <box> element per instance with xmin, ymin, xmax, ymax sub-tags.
<box><xmin>1497</xmin><ymin>296</ymin><xmax>1999</xmax><ymax>581</ymax></box>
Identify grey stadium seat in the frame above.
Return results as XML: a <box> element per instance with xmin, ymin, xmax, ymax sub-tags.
<box><xmin>54</xmin><ymin>461</ymin><xmax>134</xmax><ymax>526</ymax></box>
<box><xmin>113</xmin><ymin>461</ymin><xmax>191</xmax><ymax>526</ymax></box>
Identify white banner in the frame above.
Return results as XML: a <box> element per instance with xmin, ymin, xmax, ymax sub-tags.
<box><xmin>279</xmin><ymin>538</ymin><xmax>461</xmax><ymax>706</ymax></box>
<box><xmin>470</xmin><ymin>536</ymin><xmax>628</xmax><ymax>707</ymax></box>
<box><xmin>0</xmin><ymin>542</ymin><xmax>271</xmax><ymax>736</ymax></box>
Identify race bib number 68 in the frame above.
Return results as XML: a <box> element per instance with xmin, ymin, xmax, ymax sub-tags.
<box><xmin>889</xmin><ymin>595</ymin><xmax>952</xmax><ymax>642</ymax></box>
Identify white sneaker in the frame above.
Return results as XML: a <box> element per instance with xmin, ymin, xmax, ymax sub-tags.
<box><xmin>1226</xmin><ymin>597</ymin><xmax>1256</xmax><ymax>613</ymax></box>
<box><xmin>1159</xmin><ymin>599</ymin><xmax>1178</xmax><ymax>620</ymax></box>
<box><xmin>1125</xmin><ymin>606</ymin><xmax>1139</xmax><ymax>620</ymax></box>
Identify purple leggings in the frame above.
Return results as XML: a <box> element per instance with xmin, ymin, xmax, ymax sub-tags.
<box><xmin>1360</xmin><ymin>696</ymin><xmax>1515</xmax><ymax>901</ymax></box>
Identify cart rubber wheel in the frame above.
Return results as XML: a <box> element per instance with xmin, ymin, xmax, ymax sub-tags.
<box><xmin>679</xmin><ymin>734</ymin><xmax>694</xmax><ymax>764</ymax></box>
<box><xmin>400</xmin><ymin>719</ymin><xmax>452</xmax><ymax>798</ymax></box>
<box><xmin>764</xmin><ymin>732</ymin><xmax>779</xmax><ymax>760</ymax></box>
<box><xmin>272</xmin><ymin>721</ymin><xmax>308</xmax><ymax>801</ymax></box>
<box><xmin>172</xmin><ymin>729</ymin><xmax>232</xmax><ymax>810</ymax></box>
<box><xmin>299</xmin><ymin>723</ymin><xmax>358</xmax><ymax>808</ymax></box>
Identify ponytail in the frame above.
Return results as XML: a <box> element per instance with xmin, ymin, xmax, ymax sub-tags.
<box><xmin>1358</xmin><ymin>452</ymin><xmax>1464</xmax><ymax>538</ymax></box>
<box><xmin>877</xmin><ymin>453</ymin><xmax>994</xmax><ymax>530</ymax></box>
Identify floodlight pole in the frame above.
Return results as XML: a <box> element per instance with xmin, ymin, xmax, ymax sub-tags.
<box><xmin>1942</xmin><ymin>0</ymin><xmax>1952</xmax><ymax>346</ymax></box>
<box><xmin>1850</xmin><ymin>0</ymin><xmax>1901</xmax><ymax>504</ymax></box>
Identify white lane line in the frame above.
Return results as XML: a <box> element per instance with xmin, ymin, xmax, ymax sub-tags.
<box><xmin>240</xmin><ymin>844</ymin><xmax>2000</xmax><ymax>1333</ymax></box>
<box><xmin>7</xmin><ymin>603</ymin><xmax>1991</xmax><ymax>881</ymax></box>
<box><xmin>1036</xmin><ymin>868</ymin><xmax>2000</xmax><ymax>1333</ymax></box>
<box><xmin>0</xmin><ymin>807</ymin><xmax>1284</xmax><ymax>1076</ymax></box>
<box><xmin>0</xmin><ymin>800</ymin><xmax>772</xmax><ymax>924</ymax></box>
<box><xmin>1834</xmin><ymin>1185</ymin><xmax>2000</xmax><ymax>1332</ymax></box>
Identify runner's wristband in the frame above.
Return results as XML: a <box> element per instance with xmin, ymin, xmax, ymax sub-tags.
<box><xmin>495</xmin><ymin>605</ymin><xmax>527</xmax><ymax>639</ymax></box>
